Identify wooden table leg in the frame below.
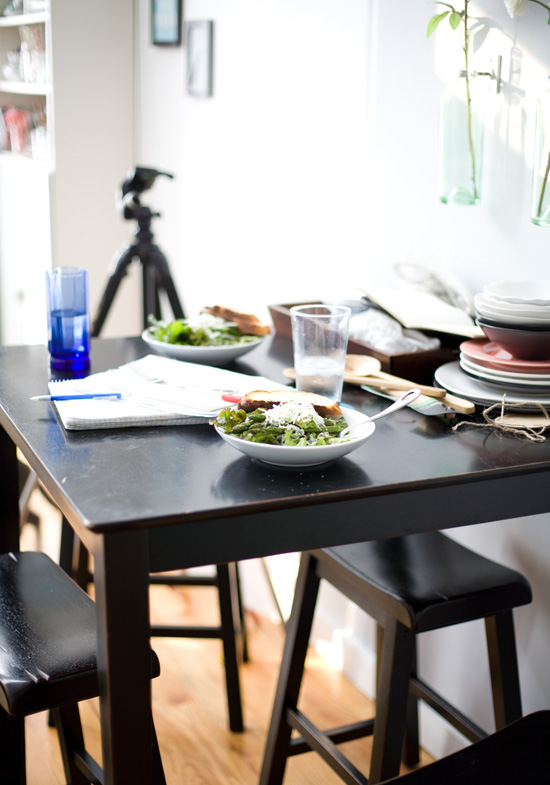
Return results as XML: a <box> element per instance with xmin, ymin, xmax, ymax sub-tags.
<box><xmin>92</xmin><ymin>529</ymin><xmax>156</xmax><ymax>785</ymax></box>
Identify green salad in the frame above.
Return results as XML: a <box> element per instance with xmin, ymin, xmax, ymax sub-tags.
<box><xmin>214</xmin><ymin>401</ymin><xmax>350</xmax><ymax>446</ymax></box>
<box><xmin>148</xmin><ymin>313</ymin><xmax>260</xmax><ymax>347</ymax></box>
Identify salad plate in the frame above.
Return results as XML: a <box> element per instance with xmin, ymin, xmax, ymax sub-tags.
<box><xmin>141</xmin><ymin>328</ymin><xmax>265</xmax><ymax>365</ymax></box>
<box><xmin>214</xmin><ymin>407</ymin><xmax>375</xmax><ymax>467</ymax></box>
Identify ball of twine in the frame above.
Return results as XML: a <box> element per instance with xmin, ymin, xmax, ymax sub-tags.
<box><xmin>452</xmin><ymin>396</ymin><xmax>550</xmax><ymax>443</ymax></box>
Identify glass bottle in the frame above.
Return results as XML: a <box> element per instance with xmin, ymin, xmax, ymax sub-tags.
<box><xmin>439</xmin><ymin>71</ymin><xmax>486</xmax><ymax>206</ymax></box>
<box><xmin>531</xmin><ymin>76</ymin><xmax>550</xmax><ymax>227</ymax></box>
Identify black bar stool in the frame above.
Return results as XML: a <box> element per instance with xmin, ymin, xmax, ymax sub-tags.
<box><xmin>381</xmin><ymin>710</ymin><xmax>550</xmax><ymax>785</ymax></box>
<box><xmin>0</xmin><ymin>550</ymin><xmax>166</xmax><ymax>785</ymax></box>
<box><xmin>259</xmin><ymin>531</ymin><xmax>532</xmax><ymax>785</ymax></box>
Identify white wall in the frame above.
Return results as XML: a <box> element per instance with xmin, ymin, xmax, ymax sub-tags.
<box><xmin>134</xmin><ymin>0</ymin><xmax>550</xmax><ymax>759</ymax></box>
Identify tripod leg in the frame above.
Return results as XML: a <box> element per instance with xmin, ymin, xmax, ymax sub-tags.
<box><xmin>92</xmin><ymin>246</ymin><xmax>136</xmax><ymax>336</ymax></box>
<box><xmin>142</xmin><ymin>262</ymin><xmax>163</xmax><ymax>326</ymax></box>
<box><xmin>148</xmin><ymin>246</ymin><xmax>185</xmax><ymax>321</ymax></box>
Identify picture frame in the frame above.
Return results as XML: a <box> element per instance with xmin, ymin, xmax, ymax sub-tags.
<box><xmin>152</xmin><ymin>0</ymin><xmax>182</xmax><ymax>46</ymax></box>
<box><xmin>186</xmin><ymin>20</ymin><xmax>214</xmax><ymax>98</ymax></box>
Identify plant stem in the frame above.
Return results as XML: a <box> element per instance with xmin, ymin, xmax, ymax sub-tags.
<box><xmin>463</xmin><ymin>0</ymin><xmax>478</xmax><ymax>201</ymax></box>
<box><xmin>537</xmin><ymin>147</ymin><xmax>550</xmax><ymax>218</ymax></box>
<box><xmin>529</xmin><ymin>0</ymin><xmax>550</xmax><ymax>12</ymax></box>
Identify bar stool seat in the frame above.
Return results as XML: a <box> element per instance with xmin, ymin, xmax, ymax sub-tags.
<box><xmin>0</xmin><ymin>550</ymin><xmax>165</xmax><ymax>785</ymax></box>
<box><xmin>259</xmin><ymin>531</ymin><xmax>532</xmax><ymax>785</ymax></box>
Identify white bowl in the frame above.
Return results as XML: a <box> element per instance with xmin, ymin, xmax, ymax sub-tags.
<box><xmin>483</xmin><ymin>280</ymin><xmax>550</xmax><ymax>306</ymax></box>
<box><xmin>214</xmin><ymin>407</ymin><xmax>375</xmax><ymax>467</ymax></box>
<box><xmin>477</xmin><ymin>291</ymin><xmax>550</xmax><ymax>315</ymax></box>
<box><xmin>141</xmin><ymin>328</ymin><xmax>265</xmax><ymax>365</ymax></box>
<box><xmin>474</xmin><ymin>293</ymin><xmax>550</xmax><ymax>324</ymax></box>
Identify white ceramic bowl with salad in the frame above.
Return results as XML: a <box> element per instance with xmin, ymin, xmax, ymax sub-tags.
<box><xmin>213</xmin><ymin>404</ymin><xmax>375</xmax><ymax>467</ymax></box>
<box><xmin>141</xmin><ymin>313</ymin><xmax>266</xmax><ymax>365</ymax></box>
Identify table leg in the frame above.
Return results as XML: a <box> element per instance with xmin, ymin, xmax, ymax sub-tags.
<box><xmin>92</xmin><ymin>529</ymin><xmax>156</xmax><ymax>785</ymax></box>
<box><xmin>0</xmin><ymin>427</ymin><xmax>20</xmax><ymax>551</ymax></box>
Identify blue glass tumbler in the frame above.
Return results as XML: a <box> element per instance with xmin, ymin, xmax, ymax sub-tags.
<box><xmin>46</xmin><ymin>267</ymin><xmax>91</xmax><ymax>371</ymax></box>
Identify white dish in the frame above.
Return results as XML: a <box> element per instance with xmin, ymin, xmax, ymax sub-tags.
<box><xmin>483</xmin><ymin>280</ymin><xmax>550</xmax><ymax>306</ymax></box>
<box><xmin>459</xmin><ymin>358</ymin><xmax>550</xmax><ymax>393</ymax></box>
<box><xmin>479</xmin><ymin>293</ymin><xmax>550</xmax><ymax>315</ymax></box>
<box><xmin>459</xmin><ymin>355</ymin><xmax>550</xmax><ymax>382</ymax></box>
<box><xmin>474</xmin><ymin>293</ymin><xmax>550</xmax><ymax>322</ymax></box>
<box><xmin>434</xmin><ymin>362</ymin><xmax>550</xmax><ymax>410</ymax></box>
<box><xmin>141</xmin><ymin>328</ymin><xmax>265</xmax><ymax>365</ymax></box>
<box><xmin>214</xmin><ymin>407</ymin><xmax>375</xmax><ymax>467</ymax></box>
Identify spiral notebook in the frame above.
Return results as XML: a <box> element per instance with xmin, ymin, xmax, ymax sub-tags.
<box><xmin>48</xmin><ymin>354</ymin><xmax>283</xmax><ymax>431</ymax></box>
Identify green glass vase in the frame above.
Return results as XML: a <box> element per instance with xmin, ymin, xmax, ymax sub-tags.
<box><xmin>531</xmin><ymin>78</ymin><xmax>550</xmax><ymax>227</ymax></box>
<box><xmin>439</xmin><ymin>71</ymin><xmax>486</xmax><ymax>206</ymax></box>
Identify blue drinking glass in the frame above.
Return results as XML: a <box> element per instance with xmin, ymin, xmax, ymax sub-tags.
<box><xmin>46</xmin><ymin>267</ymin><xmax>91</xmax><ymax>371</ymax></box>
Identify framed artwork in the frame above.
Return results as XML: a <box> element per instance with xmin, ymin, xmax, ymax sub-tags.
<box><xmin>152</xmin><ymin>0</ymin><xmax>182</xmax><ymax>46</ymax></box>
<box><xmin>186</xmin><ymin>20</ymin><xmax>214</xmax><ymax>98</ymax></box>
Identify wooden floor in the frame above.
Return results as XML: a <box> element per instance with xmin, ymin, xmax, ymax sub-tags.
<box><xmin>21</xmin><ymin>486</ymin><xmax>432</xmax><ymax>785</ymax></box>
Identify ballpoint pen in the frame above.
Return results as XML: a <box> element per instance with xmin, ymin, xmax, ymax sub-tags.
<box><xmin>30</xmin><ymin>393</ymin><xmax>123</xmax><ymax>401</ymax></box>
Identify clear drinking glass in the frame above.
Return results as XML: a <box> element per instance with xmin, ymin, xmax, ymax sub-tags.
<box><xmin>46</xmin><ymin>267</ymin><xmax>91</xmax><ymax>371</ymax></box>
<box><xmin>290</xmin><ymin>304</ymin><xmax>351</xmax><ymax>402</ymax></box>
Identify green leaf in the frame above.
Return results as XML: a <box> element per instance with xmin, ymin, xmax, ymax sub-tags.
<box><xmin>427</xmin><ymin>11</ymin><xmax>450</xmax><ymax>37</ymax></box>
<box><xmin>449</xmin><ymin>11</ymin><xmax>462</xmax><ymax>30</ymax></box>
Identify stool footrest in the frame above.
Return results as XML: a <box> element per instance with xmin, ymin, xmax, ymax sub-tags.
<box><xmin>74</xmin><ymin>748</ymin><xmax>104</xmax><ymax>784</ymax></box>
<box><xmin>149</xmin><ymin>574</ymin><xmax>217</xmax><ymax>587</ymax></box>
<box><xmin>151</xmin><ymin>624</ymin><xmax>222</xmax><ymax>638</ymax></box>
<box><xmin>288</xmin><ymin>717</ymin><xmax>375</xmax><ymax>756</ymax></box>
<box><xmin>286</xmin><ymin>709</ymin><xmax>369</xmax><ymax>785</ymax></box>
<box><xmin>409</xmin><ymin>676</ymin><xmax>488</xmax><ymax>743</ymax></box>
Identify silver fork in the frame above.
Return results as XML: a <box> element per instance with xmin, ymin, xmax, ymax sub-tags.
<box><xmin>340</xmin><ymin>389</ymin><xmax>421</xmax><ymax>438</ymax></box>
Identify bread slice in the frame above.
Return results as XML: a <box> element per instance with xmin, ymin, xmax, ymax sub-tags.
<box><xmin>202</xmin><ymin>305</ymin><xmax>271</xmax><ymax>336</ymax></box>
<box><xmin>238</xmin><ymin>389</ymin><xmax>342</xmax><ymax>418</ymax></box>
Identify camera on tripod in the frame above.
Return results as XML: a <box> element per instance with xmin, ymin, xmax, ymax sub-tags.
<box><xmin>118</xmin><ymin>166</ymin><xmax>174</xmax><ymax>221</ymax></box>
<box><xmin>92</xmin><ymin>166</ymin><xmax>184</xmax><ymax>336</ymax></box>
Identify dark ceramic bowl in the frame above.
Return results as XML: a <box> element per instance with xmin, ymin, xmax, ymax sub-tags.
<box><xmin>476</xmin><ymin>317</ymin><xmax>550</xmax><ymax>360</ymax></box>
<box><xmin>475</xmin><ymin>313</ymin><xmax>550</xmax><ymax>332</ymax></box>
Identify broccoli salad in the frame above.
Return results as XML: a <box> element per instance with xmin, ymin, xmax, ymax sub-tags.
<box><xmin>213</xmin><ymin>401</ymin><xmax>350</xmax><ymax>446</ymax></box>
<box><xmin>148</xmin><ymin>313</ymin><xmax>259</xmax><ymax>347</ymax></box>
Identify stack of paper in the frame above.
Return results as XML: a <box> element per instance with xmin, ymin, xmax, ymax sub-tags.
<box><xmin>48</xmin><ymin>354</ymin><xmax>283</xmax><ymax>431</ymax></box>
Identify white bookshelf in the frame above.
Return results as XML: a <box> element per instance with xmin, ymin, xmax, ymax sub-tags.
<box><xmin>0</xmin><ymin>0</ymin><xmax>138</xmax><ymax>345</ymax></box>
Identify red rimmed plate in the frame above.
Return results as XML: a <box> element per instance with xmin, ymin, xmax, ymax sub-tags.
<box><xmin>459</xmin><ymin>339</ymin><xmax>550</xmax><ymax>375</ymax></box>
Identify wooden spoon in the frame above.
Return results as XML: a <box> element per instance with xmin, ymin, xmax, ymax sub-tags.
<box><xmin>344</xmin><ymin>355</ymin><xmax>382</xmax><ymax>376</ymax></box>
<box><xmin>283</xmin><ymin>366</ymin><xmax>447</xmax><ymax>399</ymax></box>
<box><xmin>344</xmin><ymin>354</ymin><xmax>449</xmax><ymax>398</ymax></box>
<box><xmin>282</xmin><ymin>367</ymin><xmax>445</xmax><ymax>398</ymax></box>
<box><xmin>281</xmin><ymin>368</ymin><xmax>474</xmax><ymax>413</ymax></box>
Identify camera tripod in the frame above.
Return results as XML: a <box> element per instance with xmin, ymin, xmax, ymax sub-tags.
<box><xmin>92</xmin><ymin>167</ymin><xmax>185</xmax><ymax>337</ymax></box>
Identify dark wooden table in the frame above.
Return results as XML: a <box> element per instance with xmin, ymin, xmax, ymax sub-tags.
<box><xmin>1</xmin><ymin>335</ymin><xmax>549</xmax><ymax>784</ymax></box>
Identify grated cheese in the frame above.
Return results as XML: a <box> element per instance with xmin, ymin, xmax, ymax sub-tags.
<box><xmin>264</xmin><ymin>401</ymin><xmax>326</xmax><ymax>429</ymax></box>
<box><xmin>186</xmin><ymin>313</ymin><xmax>236</xmax><ymax>333</ymax></box>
